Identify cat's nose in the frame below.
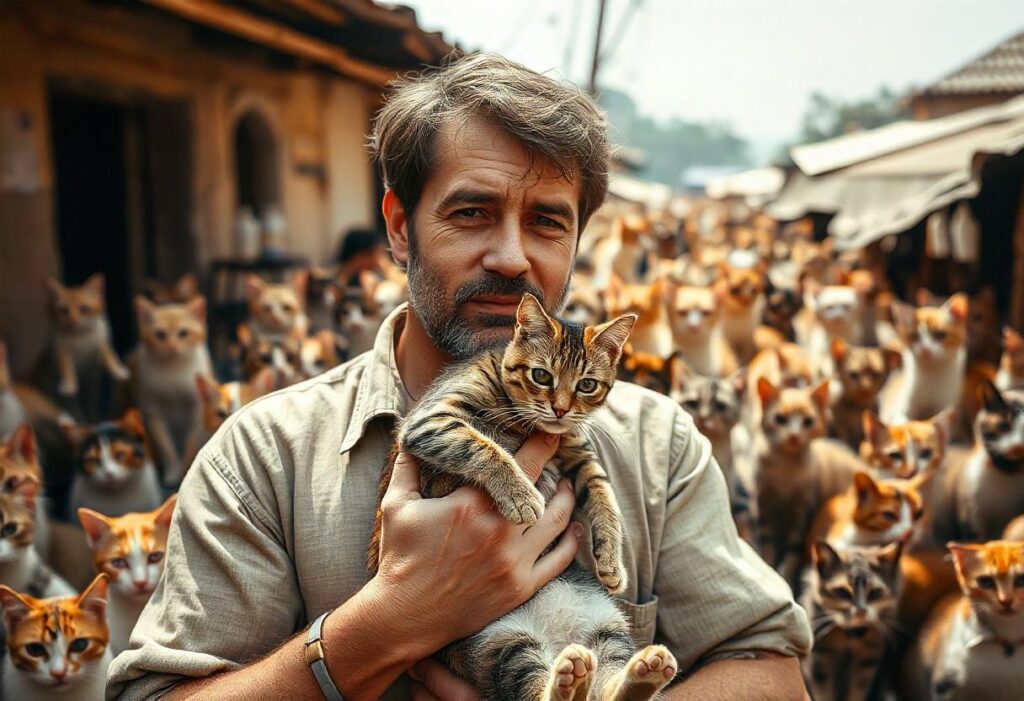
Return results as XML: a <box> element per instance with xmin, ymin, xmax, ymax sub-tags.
<box><xmin>134</xmin><ymin>579</ymin><xmax>150</xmax><ymax>592</ymax></box>
<box><xmin>51</xmin><ymin>667</ymin><xmax>67</xmax><ymax>682</ymax></box>
<box><xmin>552</xmin><ymin>407</ymin><xmax>568</xmax><ymax>418</ymax></box>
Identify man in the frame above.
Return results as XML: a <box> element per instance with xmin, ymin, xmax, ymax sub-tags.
<box><xmin>107</xmin><ymin>53</ymin><xmax>810</xmax><ymax>701</ymax></box>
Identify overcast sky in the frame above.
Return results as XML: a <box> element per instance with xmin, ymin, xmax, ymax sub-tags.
<box><xmin>402</xmin><ymin>0</ymin><xmax>1024</xmax><ymax>162</ymax></box>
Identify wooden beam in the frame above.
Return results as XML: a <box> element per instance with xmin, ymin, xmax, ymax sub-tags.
<box><xmin>280</xmin><ymin>0</ymin><xmax>348</xmax><ymax>26</ymax></box>
<box><xmin>142</xmin><ymin>0</ymin><xmax>394</xmax><ymax>86</ymax></box>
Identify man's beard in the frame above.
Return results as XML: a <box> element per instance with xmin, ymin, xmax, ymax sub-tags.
<box><xmin>406</xmin><ymin>227</ymin><xmax>570</xmax><ymax>360</ymax></box>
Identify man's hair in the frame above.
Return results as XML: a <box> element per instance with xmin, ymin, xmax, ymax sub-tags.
<box><xmin>369</xmin><ymin>52</ymin><xmax>610</xmax><ymax>231</ymax></box>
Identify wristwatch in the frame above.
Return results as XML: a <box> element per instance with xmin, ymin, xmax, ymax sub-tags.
<box><xmin>305</xmin><ymin>610</ymin><xmax>346</xmax><ymax>701</ymax></box>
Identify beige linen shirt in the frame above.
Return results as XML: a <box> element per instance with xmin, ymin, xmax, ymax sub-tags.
<box><xmin>107</xmin><ymin>305</ymin><xmax>810</xmax><ymax>700</ymax></box>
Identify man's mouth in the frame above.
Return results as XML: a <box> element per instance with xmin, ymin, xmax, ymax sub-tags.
<box><xmin>469</xmin><ymin>296</ymin><xmax>522</xmax><ymax>315</ymax></box>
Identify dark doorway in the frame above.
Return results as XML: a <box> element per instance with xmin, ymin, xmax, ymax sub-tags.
<box><xmin>234</xmin><ymin>110</ymin><xmax>281</xmax><ymax>219</ymax></box>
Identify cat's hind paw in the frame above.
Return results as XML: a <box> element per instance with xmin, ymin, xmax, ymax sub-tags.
<box><xmin>545</xmin><ymin>644</ymin><xmax>596</xmax><ymax>701</ymax></box>
<box><xmin>611</xmin><ymin>645</ymin><xmax>675</xmax><ymax>700</ymax></box>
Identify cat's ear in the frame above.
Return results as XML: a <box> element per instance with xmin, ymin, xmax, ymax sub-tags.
<box><xmin>862</xmin><ymin>411</ymin><xmax>888</xmax><ymax>449</ymax></box>
<box><xmin>83</xmin><ymin>273</ymin><xmax>105</xmax><ymax>296</ymax></box>
<box><xmin>185</xmin><ymin>296</ymin><xmax>206</xmax><ymax>322</ymax></box>
<box><xmin>915</xmin><ymin>288</ymin><xmax>938</xmax><ymax>307</ymax></box>
<box><xmin>152</xmin><ymin>494</ymin><xmax>178</xmax><ymax>530</ymax></box>
<box><xmin>0</xmin><ymin>586</ymin><xmax>36</xmax><ymax>627</ymax></box>
<box><xmin>877</xmin><ymin>540</ymin><xmax>904</xmax><ymax>578</ymax></box>
<box><xmin>850</xmin><ymin>270</ymin><xmax>875</xmax><ymax>298</ymax></box>
<box><xmin>881</xmin><ymin>341</ymin><xmax>903</xmax><ymax>373</ymax></box>
<box><xmin>812</xmin><ymin>539</ymin><xmax>840</xmax><ymax>573</ymax></box>
<box><xmin>135</xmin><ymin>296</ymin><xmax>157</xmax><ymax>327</ymax></box>
<box><xmin>195</xmin><ymin>374</ymin><xmax>220</xmax><ymax>404</ymax></box>
<box><xmin>944</xmin><ymin>293</ymin><xmax>968</xmax><ymax>324</ymax></box>
<box><xmin>245</xmin><ymin>275</ymin><xmax>267</xmax><ymax>300</ymax></box>
<box><xmin>6</xmin><ymin>424</ymin><xmax>37</xmax><ymax>465</ymax></box>
<box><xmin>978</xmin><ymin>379</ymin><xmax>1009</xmax><ymax>414</ymax></box>
<box><xmin>947</xmin><ymin>542</ymin><xmax>983</xmax><ymax>585</ymax></box>
<box><xmin>930</xmin><ymin>407</ymin><xmax>955</xmax><ymax>446</ymax></box>
<box><xmin>119</xmin><ymin>408</ymin><xmax>147</xmax><ymax>439</ymax></box>
<box><xmin>46</xmin><ymin>277</ymin><xmax>64</xmax><ymax>300</ymax></box>
<box><xmin>890</xmin><ymin>301</ymin><xmax>916</xmax><ymax>335</ymax></box>
<box><xmin>1004</xmin><ymin>326</ymin><xmax>1024</xmax><ymax>354</ymax></box>
<box><xmin>77</xmin><ymin>574</ymin><xmax>109</xmax><ymax>617</ymax></box>
<box><xmin>756</xmin><ymin>377</ymin><xmax>779</xmax><ymax>407</ymax></box>
<box><xmin>77</xmin><ymin>508</ymin><xmax>113</xmax><ymax>546</ymax></box>
<box><xmin>292</xmin><ymin>270</ymin><xmax>309</xmax><ymax>301</ymax></box>
<box><xmin>176</xmin><ymin>274</ymin><xmax>199</xmax><ymax>300</ymax></box>
<box><xmin>853</xmin><ymin>470</ymin><xmax>879</xmax><ymax>503</ymax></box>
<box><xmin>811</xmin><ymin>379</ymin><xmax>830</xmax><ymax>412</ymax></box>
<box><xmin>236</xmin><ymin>323</ymin><xmax>253</xmax><ymax>347</ymax></box>
<box><xmin>515</xmin><ymin>294</ymin><xmax>559</xmax><ymax>342</ymax></box>
<box><xmin>588</xmin><ymin>314</ymin><xmax>637</xmax><ymax>365</ymax></box>
<box><xmin>830</xmin><ymin>338</ymin><xmax>849</xmax><ymax>367</ymax></box>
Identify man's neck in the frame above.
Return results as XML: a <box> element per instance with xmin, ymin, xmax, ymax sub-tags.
<box><xmin>395</xmin><ymin>309</ymin><xmax>452</xmax><ymax>403</ymax></box>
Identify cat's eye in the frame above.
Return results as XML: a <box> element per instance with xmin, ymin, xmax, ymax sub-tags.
<box><xmin>177</xmin><ymin>329</ymin><xmax>188</xmax><ymax>339</ymax></box>
<box><xmin>148</xmin><ymin>552</ymin><xmax>164</xmax><ymax>564</ymax></box>
<box><xmin>713</xmin><ymin>401</ymin><xmax>728</xmax><ymax>413</ymax></box>
<box><xmin>887</xmin><ymin>451</ymin><xmax>903</xmax><ymax>462</ymax></box>
<box><xmin>577</xmin><ymin>378</ymin><xmax>598</xmax><ymax>394</ymax></box>
<box><xmin>918</xmin><ymin>448</ymin><xmax>933</xmax><ymax>460</ymax></box>
<box><xmin>801</xmin><ymin>417</ymin><xmax>814</xmax><ymax>429</ymax></box>
<box><xmin>830</xmin><ymin>587</ymin><xmax>853</xmax><ymax>601</ymax></box>
<box><xmin>217</xmin><ymin>409</ymin><xmax>230</xmax><ymax>419</ymax></box>
<box><xmin>262</xmin><ymin>304</ymin><xmax>272</xmax><ymax>313</ymax></box>
<box><xmin>773</xmin><ymin>414</ymin><xmax>788</xmax><ymax>426</ymax></box>
<box><xmin>977</xmin><ymin>576</ymin><xmax>997</xmax><ymax>590</ymax></box>
<box><xmin>3</xmin><ymin>476</ymin><xmax>18</xmax><ymax>492</ymax></box>
<box><xmin>1014</xmin><ymin>575</ymin><xmax>1024</xmax><ymax>588</ymax></box>
<box><xmin>867</xmin><ymin>588</ymin><xmax>884</xmax><ymax>602</ymax></box>
<box><xmin>154</xmin><ymin>330</ymin><xmax>167</xmax><ymax>341</ymax></box>
<box><xmin>79</xmin><ymin>305</ymin><xmax>90</xmax><ymax>314</ymax></box>
<box><xmin>25</xmin><ymin>643</ymin><xmax>48</xmax><ymax>659</ymax></box>
<box><xmin>0</xmin><ymin>522</ymin><xmax>17</xmax><ymax>537</ymax></box>
<box><xmin>848</xmin><ymin>371</ymin><xmax>860</xmax><ymax>381</ymax></box>
<box><xmin>531</xmin><ymin>368</ymin><xmax>553</xmax><ymax>386</ymax></box>
<box><xmin>683</xmin><ymin>399</ymin><xmax>699</xmax><ymax>410</ymax></box>
<box><xmin>283</xmin><ymin>304</ymin><xmax>294</xmax><ymax>313</ymax></box>
<box><xmin>68</xmin><ymin>638</ymin><xmax>89</xmax><ymax>653</ymax></box>
<box><xmin>932</xmin><ymin>331</ymin><xmax>948</xmax><ymax>342</ymax></box>
<box><xmin>882</xmin><ymin>511</ymin><xmax>899</xmax><ymax>523</ymax></box>
<box><xmin>111</xmin><ymin>557</ymin><xmax>129</xmax><ymax>569</ymax></box>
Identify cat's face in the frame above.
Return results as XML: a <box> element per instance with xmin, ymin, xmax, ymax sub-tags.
<box><xmin>501</xmin><ymin>294</ymin><xmax>635</xmax><ymax>435</ymax></box>
<box><xmin>861</xmin><ymin>411</ymin><xmax>949</xmax><ymax>479</ymax></box>
<box><xmin>892</xmin><ymin>294</ymin><xmax>967</xmax><ymax>365</ymax></box>
<box><xmin>811</xmin><ymin>540</ymin><xmax>902</xmax><ymax>637</ymax></box>
<box><xmin>832</xmin><ymin>340</ymin><xmax>894</xmax><ymax>405</ymax></box>
<box><xmin>949</xmin><ymin>541</ymin><xmax>1024</xmax><ymax>619</ymax></box>
<box><xmin>607</xmin><ymin>278</ymin><xmax>666</xmax><ymax>324</ymax></box>
<box><xmin>0</xmin><ymin>491</ymin><xmax>37</xmax><ymax>564</ymax></box>
<box><xmin>675</xmin><ymin>368</ymin><xmax>745</xmax><ymax>439</ymax></box>
<box><xmin>299</xmin><ymin>330</ymin><xmax>343</xmax><ymax>379</ymax></box>
<box><xmin>562</xmin><ymin>281</ymin><xmax>605</xmax><ymax>328</ymax></box>
<box><xmin>758</xmin><ymin>344</ymin><xmax>815</xmax><ymax>390</ymax></box>
<box><xmin>850</xmin><ymin>471</ymin><xmax>926</xmax><ymax>541</ymax></box>
<box><xmin>237</xmin><ymin>324</ymin><xmax>301</xmax><ymax>383</ymax></box>
<box><xmin>812</xmin><ymin>285</ymin><xmax>860</xmax><ymax>333</ymax></box>
<box><xmin>0</xmin><ymin>575</ymin><xmax>109</xmax><ymax>689</ymax></box>
<box><xmin>669</xmin><ymin>285</ymin><xmax>719</xmax><ymax>342</ymax></box>
<box><xmin>763</xmin><ymin>278</ymin><xmax>802</xmax><ymax>330</ymax></box>
<box><xmin>757</xmin><ymin>377</ymin><xmax>830</xmax><ymax>453</ymax></box>
<box><xmin>716</xmin><ymin>263</ymin><xmax>764</xmax><ymax>312</ymax></box>
<box><xmin>78</xmin><ymin>496</ymin><xmax>176</xmax><ymax>598</ymax></box>
<box><xmin>246</xmin><ymin>272</ymin><xmax>307</xmax><ymax>333</ymax></box>
<box><xmin>196</xmin><ymin>371</ymin><xmax>274</xmax><ymax>432</ymax></box>
<box><xmin>617</xmin><ymin>349</ymin><xmax>677</xmax><ymax>395</ymax></box>
<box><xmin>975</xmin><ymin>381</ymin><xmax>1024</xmax><ymax>473</ymax></box>
<box><xmin>144</xmin><ymin>274</ymin><xmax>199</xmax><ymax>305</ymax></box>
<box><xmin>46</xmin><ymin>274</ymin><xmax>105</xmax><ymax>332</ymax></box>
<box><xmin>61</xmin><ymin>409</ymin><xmax>150</xmax><ymax>487</ymax></box>
<box><xmin>0</xmin><ymin>425</ymin><xmax>42</xmax><ymax>498</ymax></box>
<box><xmin>136</xmin><ymin>296</ymin><xmax>207</xmax><ymax>358</ymax></box>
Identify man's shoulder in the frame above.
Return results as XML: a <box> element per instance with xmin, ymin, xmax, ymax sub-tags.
<box><xmin>592</xmin><ymin>380</ymin><xmax>699</xmax><ymax>468</ymax></box>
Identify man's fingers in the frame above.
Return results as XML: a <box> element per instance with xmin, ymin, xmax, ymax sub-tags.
<box><xmin>531</xmin><ymin>519</ymin><xmax>581</xmax><ymax>587</ymax></box>
<box><xmin>515</xmin><ymin>432</ymin><xmax>560</xmax><ymax>483</ymax></box>
<box><xmin>409</xmin><ymin>658</ymin><xmax>481</xmax><ymax>701</ymax></box>
<box><xmin>523</xmin><ymin>479</ymin><xmax>575</xmax><ymax>553</ymax></box>
<box><xmin>410</xmin><ymin>684</ymin><xmax>443</xmax><ymax>701</ymax></box>
<box><xmin>385</xmin><ymin>451</ymin><xmax>421</xmax><ymax>500</ymax></box>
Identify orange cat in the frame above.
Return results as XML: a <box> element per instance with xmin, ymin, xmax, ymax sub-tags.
<box><xmin>905</xmin><ymin>541</ymin><xmax>1024</xmax><ymax>701</ymax></box>
<box><xmin>591</xmin><ymin>215</ymin><xmax>655</xmax><ymax>287</ymax></box>
<box><xmin>830</xmin><ymin>340</ymin><xmax>898</xmax><ymax>449</ymax></box>
<box><xmin>606</xmin><ymin>276</ymin><xmax>673</xmax><ymax>357</ymax></box>
<box><xmin>809</xmin><ymin>471</ymin><xmax>928</xmax><ymax>550</ymax></box>
<box><xmin>245</xmin><ymin>271</ymin><xmax>309</xmax><ymax>342</ymax></box>
<box><xmin>298</xmin><ymin>329</ymin><xmax>345</xmax><ymax>379</ymax></box>
<box><xmin>0</xmin><ymin>574</ymin><xmax>112</xmax><ymax>700</ymax></box>
<box><xmin>666</xmin><ymin>283</ymin><xmax>738</xmax><ymax>377</ymax></box>
<box><xmin>860</xmin><ymin>411</ymin><xmax>950</xmax><ymax>480</ymax></box>
<box><xmin>0</xmin><ymin>424</ymin><xmax>50</xmax><ymax>557</ymax></box>
<box><xmin>195</xmin><ymin>368</ymin><xmax>274</xmax><ymax>435</ymax></box>
<box><xmin>714</xmin><ymin>262</ymin><xmax>765</xmax><ymax>364</ymax></box>
<box><xmin>144</xmin><ymin>273</ymin><xmax>200</xmax><ymax>305</ymax></box>
<box><xmin>78</xmin><ymin>496</ymin><xmax>176</xmax><ymax>653</ymax></box>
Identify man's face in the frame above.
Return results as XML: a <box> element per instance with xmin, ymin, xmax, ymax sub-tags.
<box><xmin>399</xmin><ymin>118</ymin><xmax>579</xmax><ymax>359</ymax></box>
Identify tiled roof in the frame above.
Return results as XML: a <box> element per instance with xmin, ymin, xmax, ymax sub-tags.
<box><xmin>925</xmin><ymin>30</ymin><xmax>1024</xmax><ymax>96</ymax></box>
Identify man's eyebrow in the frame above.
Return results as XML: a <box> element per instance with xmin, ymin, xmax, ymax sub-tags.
<box><xmin>532</xmin><ymin>199</ymin><xmax>576</xmax><ymax>224</ymax></box>
<box><xmin>437</xmin><ymin>188</ymin><xmax>500</xmax><ymax>211</ymax></box>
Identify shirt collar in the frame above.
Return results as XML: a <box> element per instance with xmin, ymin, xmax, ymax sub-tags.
<box><xmin>338</xmin><ymin>303</ymin><xmax>409</xmax><ymax>454</ymax></box>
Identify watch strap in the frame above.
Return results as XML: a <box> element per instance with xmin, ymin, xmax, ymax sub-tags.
<box><xmin>305</xmin><ymin>610</ymin><xmax>345</xmax><ymax>701</ymax></box>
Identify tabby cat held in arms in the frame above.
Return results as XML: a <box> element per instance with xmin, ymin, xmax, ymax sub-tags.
<box><xmin>369</xmin><ymin>294</ymin><xmax>678</xmax><ymax>701</ymax></box>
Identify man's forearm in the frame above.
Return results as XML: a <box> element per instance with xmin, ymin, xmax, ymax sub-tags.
<box><xmin>664</xmin><ymin>655</ymin><xmax>808</xmax><ymax>701</ymax></box>
<box><xmin>161</xmin><ymin>578</ymin><xmax>426</xmax><ymax>701</ymax></box>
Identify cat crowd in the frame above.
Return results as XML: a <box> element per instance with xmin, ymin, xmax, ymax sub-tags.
<box><xmin>0</xmin><ymin>197</ymin><xmax>1022</xmax><ymax>699</ymax></box>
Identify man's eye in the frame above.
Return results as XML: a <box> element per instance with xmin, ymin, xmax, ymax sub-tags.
<box><xmin>533</xmin><ymin>215</ymin><xmax>565</xmax><ymax>231</ymax></box>
<box><xmin>453</xmin><ymin>208</ymin><xmax>483</xmax><ymax>220</ymax></box>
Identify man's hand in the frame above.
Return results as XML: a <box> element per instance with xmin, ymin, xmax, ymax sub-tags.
<box><xmin>409</xmin><ymin>658</ymin><xmax>481</xmax><ymax>701</ymax></box>
<box><xmin>373</xmin><ymin>432</ymin><xmax>580</xmax><ymax>655</ymax></box>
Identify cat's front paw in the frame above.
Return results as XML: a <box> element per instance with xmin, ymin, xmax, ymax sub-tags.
<box><xmin>58</xmin><ymin>376</ymin><xmax>79</xmax><ymax>396</ymax></box>
<box><xmin>593</xmin><ymin>529</ymin><xmax>627</xmax><ymax>594</ymax></box>
<box><xmin>493</xmin><ymin>477</ymin><xmax>546</xmax><ymax>526</ymax></box>
<box><xmin>545</xmin><ymin>644</ymin><xmax>596</xmax><ymax>701</ymax></box>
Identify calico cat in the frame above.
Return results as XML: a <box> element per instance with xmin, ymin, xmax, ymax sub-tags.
<box><xmin>195</xmin><ymin>369</ymin><xmax>275</xmax><ymax>436</ymax></box>
<box><xmin>131</xmin><ymin>296</ymin><xmax>213</xmax><ymax>484</ymax></box>
<box><xmin>143</xmin><ymin>273</ymin><xmax>200</xmax><ymax>305</ymax></box>
<box><xmin>801</xmin><ymin>540</ymin><xmax>903</xmax><ymax>701</ymax></box>
<box><xmin>368</xmin><ymin>294</ymin><xmax>678</xmax><ymax>700</ymax></box>
<box><xmin>666</xmin><ymin>284</ymin><xmax>738</xmax><ymax>377</ymax></box>
<box><xmin>995</xmin><ymin>326</ymin><xmax>1024</xmax><ymax>391</ymax></box>
<box><xmin>236</xmin><ymin>323</ymin><xmax>301</xmax><ymax>387</ymax></box>
<box><xmin>859</xmin><ymin>411</ymin><xmax>950</xmax><ymax>481</ymax></box>
<box><xmin>881</xmin><ymin>294</ymin><xmax>967</xmax><ymax>423</ymax></box>
<box><xmin>906</xmin><ymin>541</ymin><xmax>1024</xmax><ymax>701</ymax></box>
<box><xmin>39</xmin><ymin>275</ymin><xmax>130</xmax><ymax>421</ymax></box>
<box><xmin>830</xmin><ymin>340</ymin><xmax>898</xmax><ymax>449</ymax></box>
<box><xmin>0</xmin><ymin>573</ymin><xmax>112</xmax><ymax>701</ymax></box>
<box><xmin>245</xmin><ymin>271</ymin><xmax>309</xmax><ymax>342</ymax></box>
<box><xmin>61</xmin><ymin>409</ymin><xmax>163</xmax><ymax>517</ymax></box>
<box><xmin>714</xmin><ymin>262</ymin><xmax>765</xmax><ymax>364</ymax></box>
<box><xmin>606</xmin><ymin>277</ymin><xmax>673</xmax><ymax>358</ymax></box>
<box><xmin>77</xmin><ymin>496</ymin><xmax>176</xmax><ymax>653</ymax></box>
<box><xmin>936</xmin><ymin>381</ymin><xmax>1024</xmax><ymax>541</ymax></box>
<box><xmin>809</xmin><ymin>471</ymin><xmax>928</xmax><ymax>549</ymax></box>
<box><xmin>0</xmin><ymin>490</ymin><xmax>75</xmax><ymax>599</ymax></box>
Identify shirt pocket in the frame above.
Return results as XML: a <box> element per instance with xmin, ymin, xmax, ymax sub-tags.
<box><xmin>617</xmin><ymin>595</ymin><xmax>659</xmax><ymax>647</ymax></box>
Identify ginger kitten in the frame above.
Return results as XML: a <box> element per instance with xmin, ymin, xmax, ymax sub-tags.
<box><xmin>606</xmin><ymin>277</ymin><xmax>673</xmax><ymax>358</ymax></box>
<box><xmin>0</xmin><ymin>574</ymin><xmax>111</xmax><ymax>701</ymax></box>
<box><xmin>714</xmin><ymin>262</ymin><xmax>765</xmax><ymax>364</ymax></box>
<box><xmin>809</xmin><ymin>471</ymin><xmax>928</xmax><ymax>549</ymax></box>
<box><xmin>666</xmin><ymin>284</ymin><xmax>738</xmax><ymax>377</ymax></box>
<box><xmin>195</xmin><ymin>369</ymin><xmax>274</xmax><ymax>436</ymax></box>
<box><xmin>78</xmin><ymin>496</ymin><xmax>176</xmax><ymax>653</ymax></box>
<box><xmin>860</xmin><ymin>411</ymin><xmax>951</xmax><ymax>481</ymax></box>
<box><xmin>368</xmin><ymin>294</ymin><xmax>678</xmax><ymax>700</ymax></box>
<box><xmin>143</xmin><ymin>273</ymin><xmax>200</xmax><ymax>305</ymax></box>
<box><xmin>245</xmin><ymin>271</ymin><xmax>309</xmax><ymax>342</ymax></box>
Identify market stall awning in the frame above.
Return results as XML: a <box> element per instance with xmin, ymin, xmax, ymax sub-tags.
<box><xmin>705</xmin><ymin>166</ymin><xmax>785</xmax><ymax>204</ymax></box>
<box><xmin>769</xmin><ymin>95</ymin><xmax>1024</xmax><ymax>249</ymax></box>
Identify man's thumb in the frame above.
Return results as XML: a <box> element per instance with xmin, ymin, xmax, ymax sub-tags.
<box><xmin>386</xmin><ymin>450</ymin><xmax>422</xmax><ymax>498</ymax></box>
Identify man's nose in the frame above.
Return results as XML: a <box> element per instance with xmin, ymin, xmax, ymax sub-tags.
<box><xmin>481</xmin><ymin>220</ymin><xmax>530</xmax><ymax>278</ymax></box>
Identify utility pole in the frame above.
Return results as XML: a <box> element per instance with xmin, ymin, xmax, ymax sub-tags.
<box><xmin>587</xmin><ymin>0</ymin><xmax>608</xmax><ymax>95</ymax></box>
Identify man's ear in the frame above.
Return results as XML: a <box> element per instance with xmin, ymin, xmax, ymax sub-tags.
<box><xmin>382</xmin><ymin>190</ymin><xmax>410</xmax><ymax>268</ymax></box>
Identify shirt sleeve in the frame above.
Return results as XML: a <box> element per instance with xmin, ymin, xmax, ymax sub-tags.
<box><xmin>652</xmin><ymin>409</ymin><xmax>812</xmax><ymax>673</ymax></box>
<box><xmin>105</xmin><ymin>445</ymin><xmax>303</xmax><ymax>701</ymax></box>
